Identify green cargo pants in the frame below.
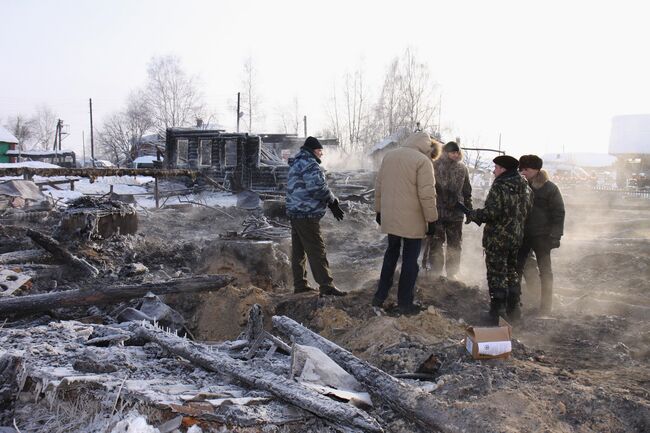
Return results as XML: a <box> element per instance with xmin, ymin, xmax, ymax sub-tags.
<box><xmin>290</xmin><ymin>217</ymin><xmax>335</xmax><ymax>292</ymax></box>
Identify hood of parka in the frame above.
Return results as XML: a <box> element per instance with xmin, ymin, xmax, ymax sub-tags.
<box><xmin>403</xmin><ymin>132</ymin><xmax>433</xmax><ymax>157</ymax></box>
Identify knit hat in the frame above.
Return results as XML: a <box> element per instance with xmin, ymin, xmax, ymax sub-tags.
<box><xmin>519</xmin><ymin>154</ymin><xmax>543</xmax><ymax>170</ymax></box>
<box><xmin>493</xmin><ymin>155</ymin><xmax>519</xmax><ymax>170</ymax></box>
<box><xmin>443</xmin><ymin>141</ymin><xmax>460</xmax><ymax>153</ymax></box>
<box><xmin>303</xmin><ymin>136</ymin><xmax>323</xmax><ymax>150</ymax></box>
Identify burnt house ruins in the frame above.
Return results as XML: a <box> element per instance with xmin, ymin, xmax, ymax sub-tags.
<box><xmin>259</xmin><ymin>133</ymin><xmax>339</xmax><ymax>160</ymax></box>
<box><xmin>165</xmin><ymin>128</ymin><xmax>289</xmax><ymax>192</ymax></box>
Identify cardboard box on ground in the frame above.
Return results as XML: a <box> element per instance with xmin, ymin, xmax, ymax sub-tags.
<box><xmin>464</xmin><ymin>318</ymin><xmax>513</xmax><ymax>360</ymax></box>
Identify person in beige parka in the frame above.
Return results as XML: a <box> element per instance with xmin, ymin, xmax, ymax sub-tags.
<box><xmin>372</xmin><ymin>131</ymin><xmax>438</xmax><ymax>314</ymax></box>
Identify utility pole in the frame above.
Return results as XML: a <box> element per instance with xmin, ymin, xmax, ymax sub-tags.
<box><xmin>89</xmin><ymin>98</ymin><xmax>95</xmax><ymax>167</ymax></box>
<box><xmin>303</xmin><ymin>115</ymin><xmax>307</xmax><ymax>137</ymax></box>
<box><xmin>57</xmin><ymin>119</ymin><xmax>62</xmax><ymax>152</ymax></box>
<box><xmin>236</xmin><ymin>92</ymin><xmax>241</xmax><ymax>133</ymax></box>
<box><xmin>438</xmin><ymin>93</ymin><xmax>442</xmax><ymax>137</ymax></box>
<box><xmin>498</xmin><ymin>133</ymin><xmax>502</xmax><ymax>152</ymax></box>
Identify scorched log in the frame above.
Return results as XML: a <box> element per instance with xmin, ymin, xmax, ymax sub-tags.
<box><xmin>132</xmin><ymin>323</ymin><xmax>383</xmax><ymax>433</ymax></box>
<box><xmin>0</xmin><ymin>275</ymin><xmax>234</xmax><ymax>318</ymax></box>
<box><xmin>272</xmin><ymin>315</ymin><xmax>461</xmax><ymax>433</ymax></box>
<box><xmin>25</xmin><ymin>228</ymin><xmax>99</xmax><ymax>277</ymax></box>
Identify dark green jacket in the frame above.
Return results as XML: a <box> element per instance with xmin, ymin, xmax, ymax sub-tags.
<box><xmin>471</xmin><ymin>169</ymin><xmax>533</xmax><ymax>251</ymax></box>
<box><xmin>525</xmin><ymin>170</ymin><xmax>565</xmax><ymax>239</ymax></box>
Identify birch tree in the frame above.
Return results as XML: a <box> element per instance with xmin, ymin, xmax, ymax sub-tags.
<box><xmin>144</xmin><ymin>55</ymin><xmax>204</xmax><ymax>135</ymax></box>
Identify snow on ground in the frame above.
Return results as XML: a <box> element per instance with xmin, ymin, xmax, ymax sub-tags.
<box><xmin>37</xmin><ymin>175</ymin><xmax>239</xmax><ymax>209</ymax></box>
<box><xmin>137</xmin><ymin>190</ymin><xmax>239</xmax><ymax>209</ymax></box>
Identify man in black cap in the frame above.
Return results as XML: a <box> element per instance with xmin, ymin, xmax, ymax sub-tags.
<box><xmin>516</xmin><ymin>155</ymin><xmax>565</xmax><ymax>315</ymax></box>
<box><xmin>423</xmin><ymin>141</ymin><xmax>472</xmax><ymax>278</ymax></box>
<box><xmin>286</xmin><ymin>137</ymin><xmax>346</xmax><ymax>296</ymax></box>
<box><xmin>463</xmin><ymin>155</ymin><xmax>533</xmax><ymax>323</ymax></box>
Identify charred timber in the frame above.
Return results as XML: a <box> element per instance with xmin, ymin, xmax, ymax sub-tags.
<box><xmin>25</xmin><ymin>228</ymin><xmax>99</xmax><ymax>277</ymax></box>
<box><xmin>272</xmin><ymin>316</ymin><xmax>461</xmax><ymax>433</ymax></box>
<box><xmin>0</xmin><ymin>167</ymin><xmax>198</xmax><ymax>178</ymax></box>
<box><xmin>0</xmin><ymin>274</ymin><xmax>234</xmax><ymax>318</ymax></box>
<box><xmin>132</xmin><ymin>323</ymin><xmax>383</xmax><ymax>433</ymax></box>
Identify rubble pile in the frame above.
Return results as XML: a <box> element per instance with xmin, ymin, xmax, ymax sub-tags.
<box><xmin>0</xmin><ymin>178</ymin><xmax>648</xmax><ymax>432</ymax></box>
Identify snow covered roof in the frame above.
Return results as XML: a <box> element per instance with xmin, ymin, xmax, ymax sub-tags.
<box><xmin>370</xmin><ymin>128</ymin><xmax>410</xmax><ymax>154</ymax></box>
<box><xmin>0</xmin><ymin>126</ymin><xmax>18</xmax><ymax>144</ymax></box>
<box><xmin>542</xmin><ymin>152</ymin><xmax>616</xmax><ymax>168</ymax></box>
<box><xmin>609</xmin><ymin>114</ymin><xmax>650</xmax><ymax>155</ymax></box>
<box><xmin>0</xmin><ymin>161</ymin><xmax>62</xmax><ymax>168</ymax></box>
<box><xmin>6</xmin><ymin>149</ymin><xmax>75</xmax><ymax>157</ymax></box>
<box><xmin>133</xmin><ymin>155</ymin><xmax>162</xmax><ymax>165</ymax></box>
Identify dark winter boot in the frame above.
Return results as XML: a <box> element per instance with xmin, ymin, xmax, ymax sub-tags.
<box><xmin>481</xmin><ymin>296</ymin><xmax>507</xmax><ymax>326</ymax></box>
<box><xmin>506</xmin><ymin>292</ymin><xmax>522</xmax><ymax>322</ymax></box>
<box><xmin>319</xmin><ymin>286</ymin><xmax>347</xmax><ymax>297</ymax></box>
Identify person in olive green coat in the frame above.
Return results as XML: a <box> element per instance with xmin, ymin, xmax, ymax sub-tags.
<box><xmin>466</xmin><ymin>155</ymin><xmax>533</xmax><ymax>323</ymax></box>
<box><xmin>516</xmin><ymin>155</ymin><xmax>565</xmax><ymax>316</ymax></box>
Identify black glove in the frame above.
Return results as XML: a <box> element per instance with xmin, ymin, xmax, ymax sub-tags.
<box><xmin>328</xmin><ymin>199</ymin><xmax>344</xmax><ymax>221</ymax></box>
<box><xmin>465</xmin><ymin>215</ymin><xmax>473</xmax><ymax>225</ymax></box>
<box><xmin>426</xmin><ymin>222</ymin><xmax>436</xmax><ymax>236</ymax></box>
<box><xmin>455</xmin><ymin>201</ymin><xmax>471</xmax><ymax>215</ymax></box>
<box><xmin>549</xmin><ymin>237</ymin><xmax>561</xmax><ymax>249</ymax></box>
<box><xmin>376</xmin><ymin>213</ymin><xmax>381</xmax><ymax>225</ymax></box>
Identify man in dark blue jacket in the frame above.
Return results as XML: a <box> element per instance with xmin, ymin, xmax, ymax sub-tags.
<box><xmin>286</xmin><ymin>137</ymin><xmax>346</xmax><ymax>296</ymax></box>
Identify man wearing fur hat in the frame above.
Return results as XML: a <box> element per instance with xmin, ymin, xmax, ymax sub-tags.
<box><xmin>465</xmin><ymin>155</ymin><xmax>533</xmax><ymax>323</ymax></box>
<box><xmin>373</xmin><ymin>131</ymin><xmax>438</xmax><ymax>315</ymax></box>
<box><xmin>286</xmin><ymin>136</ymin><xmax>346</xmax><ymax>297</ymax></box>
<box><xmin>422</xmin><ymin>141</ymin><xmax>472</xmax><ymax>278</ymax></box>
<box><xmin>516</xmin><ymin>155</ymin><xmax>565</xmax><ymax>315</ymax></box>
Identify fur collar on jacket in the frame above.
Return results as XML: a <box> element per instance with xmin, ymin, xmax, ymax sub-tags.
<box><xmin>529</xmin><ymin>169</ymin><xmax>549</xmax><ymax>189</ymax></box>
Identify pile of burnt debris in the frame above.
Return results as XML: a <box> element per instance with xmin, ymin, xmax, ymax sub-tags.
<box><xmin>0</xmin><ymin>301</ymin><xmax>465</xmax><ymax>433</ymax></box>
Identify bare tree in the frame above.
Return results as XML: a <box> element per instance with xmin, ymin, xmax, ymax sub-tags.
<box><xmin>144</xmin><ymin>55</ymin><xmax>204</xmax><ymax>135</ymax></box>
<box><xmin>326</xmin><ymin>65</ymin><xmax>373</xmax><ymax>154</ymax></box>
<box><xmin>4</xmin><ymin>114</ymin><xmax>35</xmax><ymax>150</ymax></box>
<box><xmin>241</xmin><ymin>56</ymin><xmax>262</xmax><ymax>133</ymax></box>
<box><xmin>374</xmin><ymin>59</ymin><xmax>405</xmax><ymax>138</ymax></box>
<box><xmin>277</xmin><ymin>96</ymin><xmax>301</xmax><ymax>135</ymax></box>
<box><xmin>399</xmin><ymin>48</ymin><xmax>437</xmax><ymax>131</ymax></box>
<box><xmin>98</xmin><ymin>91</ymin><xmax>154</xmax><ymax>164</ymax></box>
<box><xmin>373</xmin><ymin>48</ymin><xmax>440</xmax><ymax>140</ymax></box>
<box><xmin>30</xmin><ymin>106</ymin><xmax>58</xmax><ymax>150</ymax></box>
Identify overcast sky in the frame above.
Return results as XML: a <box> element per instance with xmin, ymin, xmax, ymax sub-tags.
<box><xmin>1</xmin><ymin>0</ymin><xmax>649</xmax><ymax>158</ymax></box>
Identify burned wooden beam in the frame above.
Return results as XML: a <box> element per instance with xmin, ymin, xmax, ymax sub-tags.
<box><xmin>272</xmin><ymin>316</ymin><xmax>462</xmax><ymax>433</ymax></box>
<box><xmin>0</xmin><ymin>249</ymin><xmax>49</xmax><ymax>265</ymax></box>
<box><xmin>0</xmin><ymin>167</ymin><xmax>198</xmax><ymax>178</ymax></box>
<box><xmin>25</xmin><ymin>228</ymin><xmax>99</xmax><ymax>277</ymax></box>
<box><xmin>0</xmin><ymin>274</ymin><xmax>234</xmax><ymax>318</ymax></box>
<box><xmin>132</xmin><ymin>323</ymin><xmax>383</xmax><ymax>433</ymax></box>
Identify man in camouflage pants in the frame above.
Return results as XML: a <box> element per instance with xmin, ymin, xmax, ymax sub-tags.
<box><xmin>466</xmin><ymin>155</ymin><xmax>532</xmax><ymax>323</ymax></box>
<box><xmin>422</xmin><ymin>141</ymin><xmax>472</xmax><ymax>278</ymax></box>
<box><xmin>286</xmin><ymin>137</ymin><xmax>346</xmax><ymax>297</ymax></box>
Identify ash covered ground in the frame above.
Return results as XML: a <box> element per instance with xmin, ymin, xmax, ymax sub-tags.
<box><xmin>0</xmin><ymin>180</ymin><xmax>648</xmax><ymax>433</ymax></box>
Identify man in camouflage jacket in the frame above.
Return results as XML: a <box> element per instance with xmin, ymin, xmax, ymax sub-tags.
<box><xmin>422</xmin><ymin>141</ymin><xmax>472</xmax><ymax>278</ymax></box>
<box><xmin>286</xmin><ymin>137</ymin><xmax>346</xmax><ymax>297</ymax></box>
<box><xmin>467</xmin><ymin>155</ymin><xmax>533</xmax><ymax>323</ymax></box>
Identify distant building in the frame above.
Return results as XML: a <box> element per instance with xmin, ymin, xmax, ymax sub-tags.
<box><xmin>0</xmin><ymin>126</ymin><xmax>18</xmax><ymax>163</ymax></box>
<box><xmin>165</xmin><ymin>128</ymin><xmax>289</xmax><ymax>192</ymax></box>
<box><xmin>609</xmin><ymin>114</ymin><xmax>650</xmax><ymax>187</ymax></box>
<box><xmin>6</xmin><ymin>149</ymin><xmax>76</xmax><ymax>168</ymax></box>
<box><xmin>259</xmin><ymin>134</ymin><xmax>339</xmax><ymax>161</ymax></box>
